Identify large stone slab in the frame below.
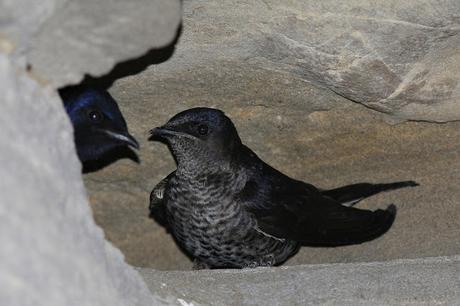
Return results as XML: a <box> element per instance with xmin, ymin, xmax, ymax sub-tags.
<box><xmin>0</xmin><ymin>54</ymin><xmax>165</xmax><ymax>305</ymax></box>
<box><xmin>0</xmin><ymin>0</ymin><xmax>182</xmax><ymax>304</ymax></box>
<box><xmin>140</xmin><ymin>256</ymin><xmax>460</xmax><ymax>305</ymax></box>
<box><xmin>0</xmin><ymin>0</ymin><xmax>64</xmax><ymax>60</ymax></box>
<box><xmin>1</xmin><ymin>0</ymin><xmax>181</xmax><ymax>87</ymax></box>
<box><xmin>160</xmin><ymin>0</ymin><xmax>460</xmax><ymax>122</ymax></box>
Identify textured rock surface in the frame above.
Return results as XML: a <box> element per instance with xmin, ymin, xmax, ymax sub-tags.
<box><xmin>0</xmin><ymin>0</ymin><xmax>64</xmax><ymax>60</ymax></box>
<box><xmin>3</xmin><ymin>0</ymin><xmax>460</xmax><ymax>305</ymax></box>
<box><xmin>150</xmin><ymin>0</ymin><xmax>460</xmax><ymax>122</ymax></box>
<box><xmin>0</xmin><ymin>54</ymin><xmax>163</xmax><ymax>306</ymax></box>
<box><xmin>81</xmin><ymin>1</ymin><xmax>460</xmax><ymax>271</ymax></box>
<box><xmin>1</xmin><ymin>0</ymin><xmax>182</xmax><ymax>304</ymax></box>
<box><xmin>1</xmin><ymin>0</ymin><xmax>181</xmax><ymax>87</ymax></box>
<box><xmin>140</xmin><ymin>256</ymin><xmax>460</xmax><ymax>305</ymax></box>
<box><xmin>84</xmin><ymin>59</ymin><xmax>460</xmax><ymax>270</ymax></box>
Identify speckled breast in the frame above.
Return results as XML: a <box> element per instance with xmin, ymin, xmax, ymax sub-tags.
<box><xmin>165</xmin><ymin>170</ymin><xmax>298</xmax><ymax>268</ymax></box>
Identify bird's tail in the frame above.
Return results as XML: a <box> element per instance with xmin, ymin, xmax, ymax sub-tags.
<box><xmin>299</xmin><ymin>204</ymin><xmax>397</xmax><ymax>247</ymax></box>
<box><xmin>321</xmin><ymin>181</ymin><xmax>418</xmax><ymax>206</ymax></box>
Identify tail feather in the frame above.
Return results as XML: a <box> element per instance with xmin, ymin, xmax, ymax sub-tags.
<box><xmin>321</xmin><ymin>181</ymin><xmax>418</xmax><ymax>206</ymax></box>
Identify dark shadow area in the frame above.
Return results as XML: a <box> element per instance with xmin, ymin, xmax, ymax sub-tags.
<box><xmin>82</xmin><ymin>146</ymin><xmax>140</xmax><ymax>173</ymax></box>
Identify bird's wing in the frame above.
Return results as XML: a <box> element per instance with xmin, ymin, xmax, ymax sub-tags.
<box><xmin>237</xmin><ymin>146</ymin><xmax>396</xmax><ymax>246</ymax></box>
<box><xmin>149</xmin><ymin>171</ymin><xmax>176</xmax><ymax>228</ymax></box>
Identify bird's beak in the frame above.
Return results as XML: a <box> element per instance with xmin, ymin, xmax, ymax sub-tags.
<box><xmin>148</xmin><ymin>126</ymin><xmax>176</xmax><ymax>140</ymax></box>
<box><xmin>104</xmin><ymin>130</ymin><xmax>140</xmax><ymax>149</ymax></box>
<box><xmin>148</xmin><ymin>125</ymin><xmax>196</xmax><ymax>141</ymax></box>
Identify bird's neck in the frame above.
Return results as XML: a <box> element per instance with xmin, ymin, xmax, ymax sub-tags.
<box><xmin>176</xmin><ymin>157</ymin><xmax>231</xmax><ymax>179</ymax></box>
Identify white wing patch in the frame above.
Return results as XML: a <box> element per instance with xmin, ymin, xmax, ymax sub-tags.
<box><xmin>254</xmin><ymin>223</ymin><xmax>285</xmax><ymax>242</ymax></box>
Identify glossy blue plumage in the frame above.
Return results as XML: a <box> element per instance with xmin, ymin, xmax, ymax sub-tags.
<box><xmin>60</xmin><ymin>86</ymin><xmax>139</xmax><ymax>163</ymax></box>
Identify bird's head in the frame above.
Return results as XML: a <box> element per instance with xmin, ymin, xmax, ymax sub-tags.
<box><xmin>61</xmin><ymin>87</ymin><xmax>139</xmax><ymax>162</ymax></box>
<box><xmin>150</xmin><ymin>107</ymin><xmax>242</xmax><ymax>172</ymax></box>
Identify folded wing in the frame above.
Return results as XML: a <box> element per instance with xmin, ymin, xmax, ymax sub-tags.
<box><xmin>238</xmin><ymin>147</ymin><xmax>396</xmax><ymax>246</ymax></box>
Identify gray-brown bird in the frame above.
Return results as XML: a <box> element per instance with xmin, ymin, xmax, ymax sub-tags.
<box><xmin>149</xmin><ymin>107</ymin><xmax>417</xmax><ymax>269</ymax></box>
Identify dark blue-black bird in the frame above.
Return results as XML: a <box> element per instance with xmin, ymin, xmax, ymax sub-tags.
<box><xmin>149</xmin><ymin>107</ymin><xmax>418</xmax><ymax>269</ymax></box>
<box><xmin>60</xmin><ymin>87</ymin><xmax>139</xmax><ymax>163</ymax></box>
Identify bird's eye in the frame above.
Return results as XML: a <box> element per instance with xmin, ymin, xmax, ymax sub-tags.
<box><xmin>197</xmin><ymin>124</ymin><xmax>208</xmax><ymax>136</ymax></box>
<box><xmin>88</xmin><ymin>110</ymin><xmax>103</xmax><ymax>122</ymax></box>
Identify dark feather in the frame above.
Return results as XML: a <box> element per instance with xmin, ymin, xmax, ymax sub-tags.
<box><xmin>237</xmin><ymin>145</ymin><xmax>398</xmax><ymax>246</ymax></box>
<box><xmin>321</xmin><ymin>181</ymin><xmax>419</xmax><ymax>206</ymax></box>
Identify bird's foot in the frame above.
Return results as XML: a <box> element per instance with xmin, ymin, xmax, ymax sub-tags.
<box><xmin>192</xmin><ymin>259</ymin><xmax>210</xmax><ymax>270</ymax></box>
<box><xmin>259</xmin><ymin>254</ymin><xmax>276</xmax><ymax>267</ymax></box>
<box><xmin>242</xmin><ymin>262</ymin><xmax>259</xmax><ymax>269</ymax></box>
<box><xmin>242</xmin><ymin>254</ymin><xmax>276</xmax><ymax>269</ymax></box>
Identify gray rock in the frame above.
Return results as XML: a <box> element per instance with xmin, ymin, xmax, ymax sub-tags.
<box><xmin>1</xmin><ymin>0</ymin><xmax>181</xmax><ymax>87</ymax></box>
<box><xmin>3</xmin><ymin>0</ymin><xmax>460</xmax><ymax>305</ymax></box>
<box><xmin>0</xmin><ymin>54</ymin><xmax>166</xmax><ymax>305</ymax></box>
<box><xmin>0</xmin><ymin>0</ymin><xmax>64</xmax><ymax>62</ymax></box>
<box><xmin>162</xmin><ymin>0</ymin><xmax>460</xmax><ymax>122</ymax></box>
<box><xmin>140</xmin><ymin>256</ymin><xmax>460</xmax><ymax>305</ymax></box>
